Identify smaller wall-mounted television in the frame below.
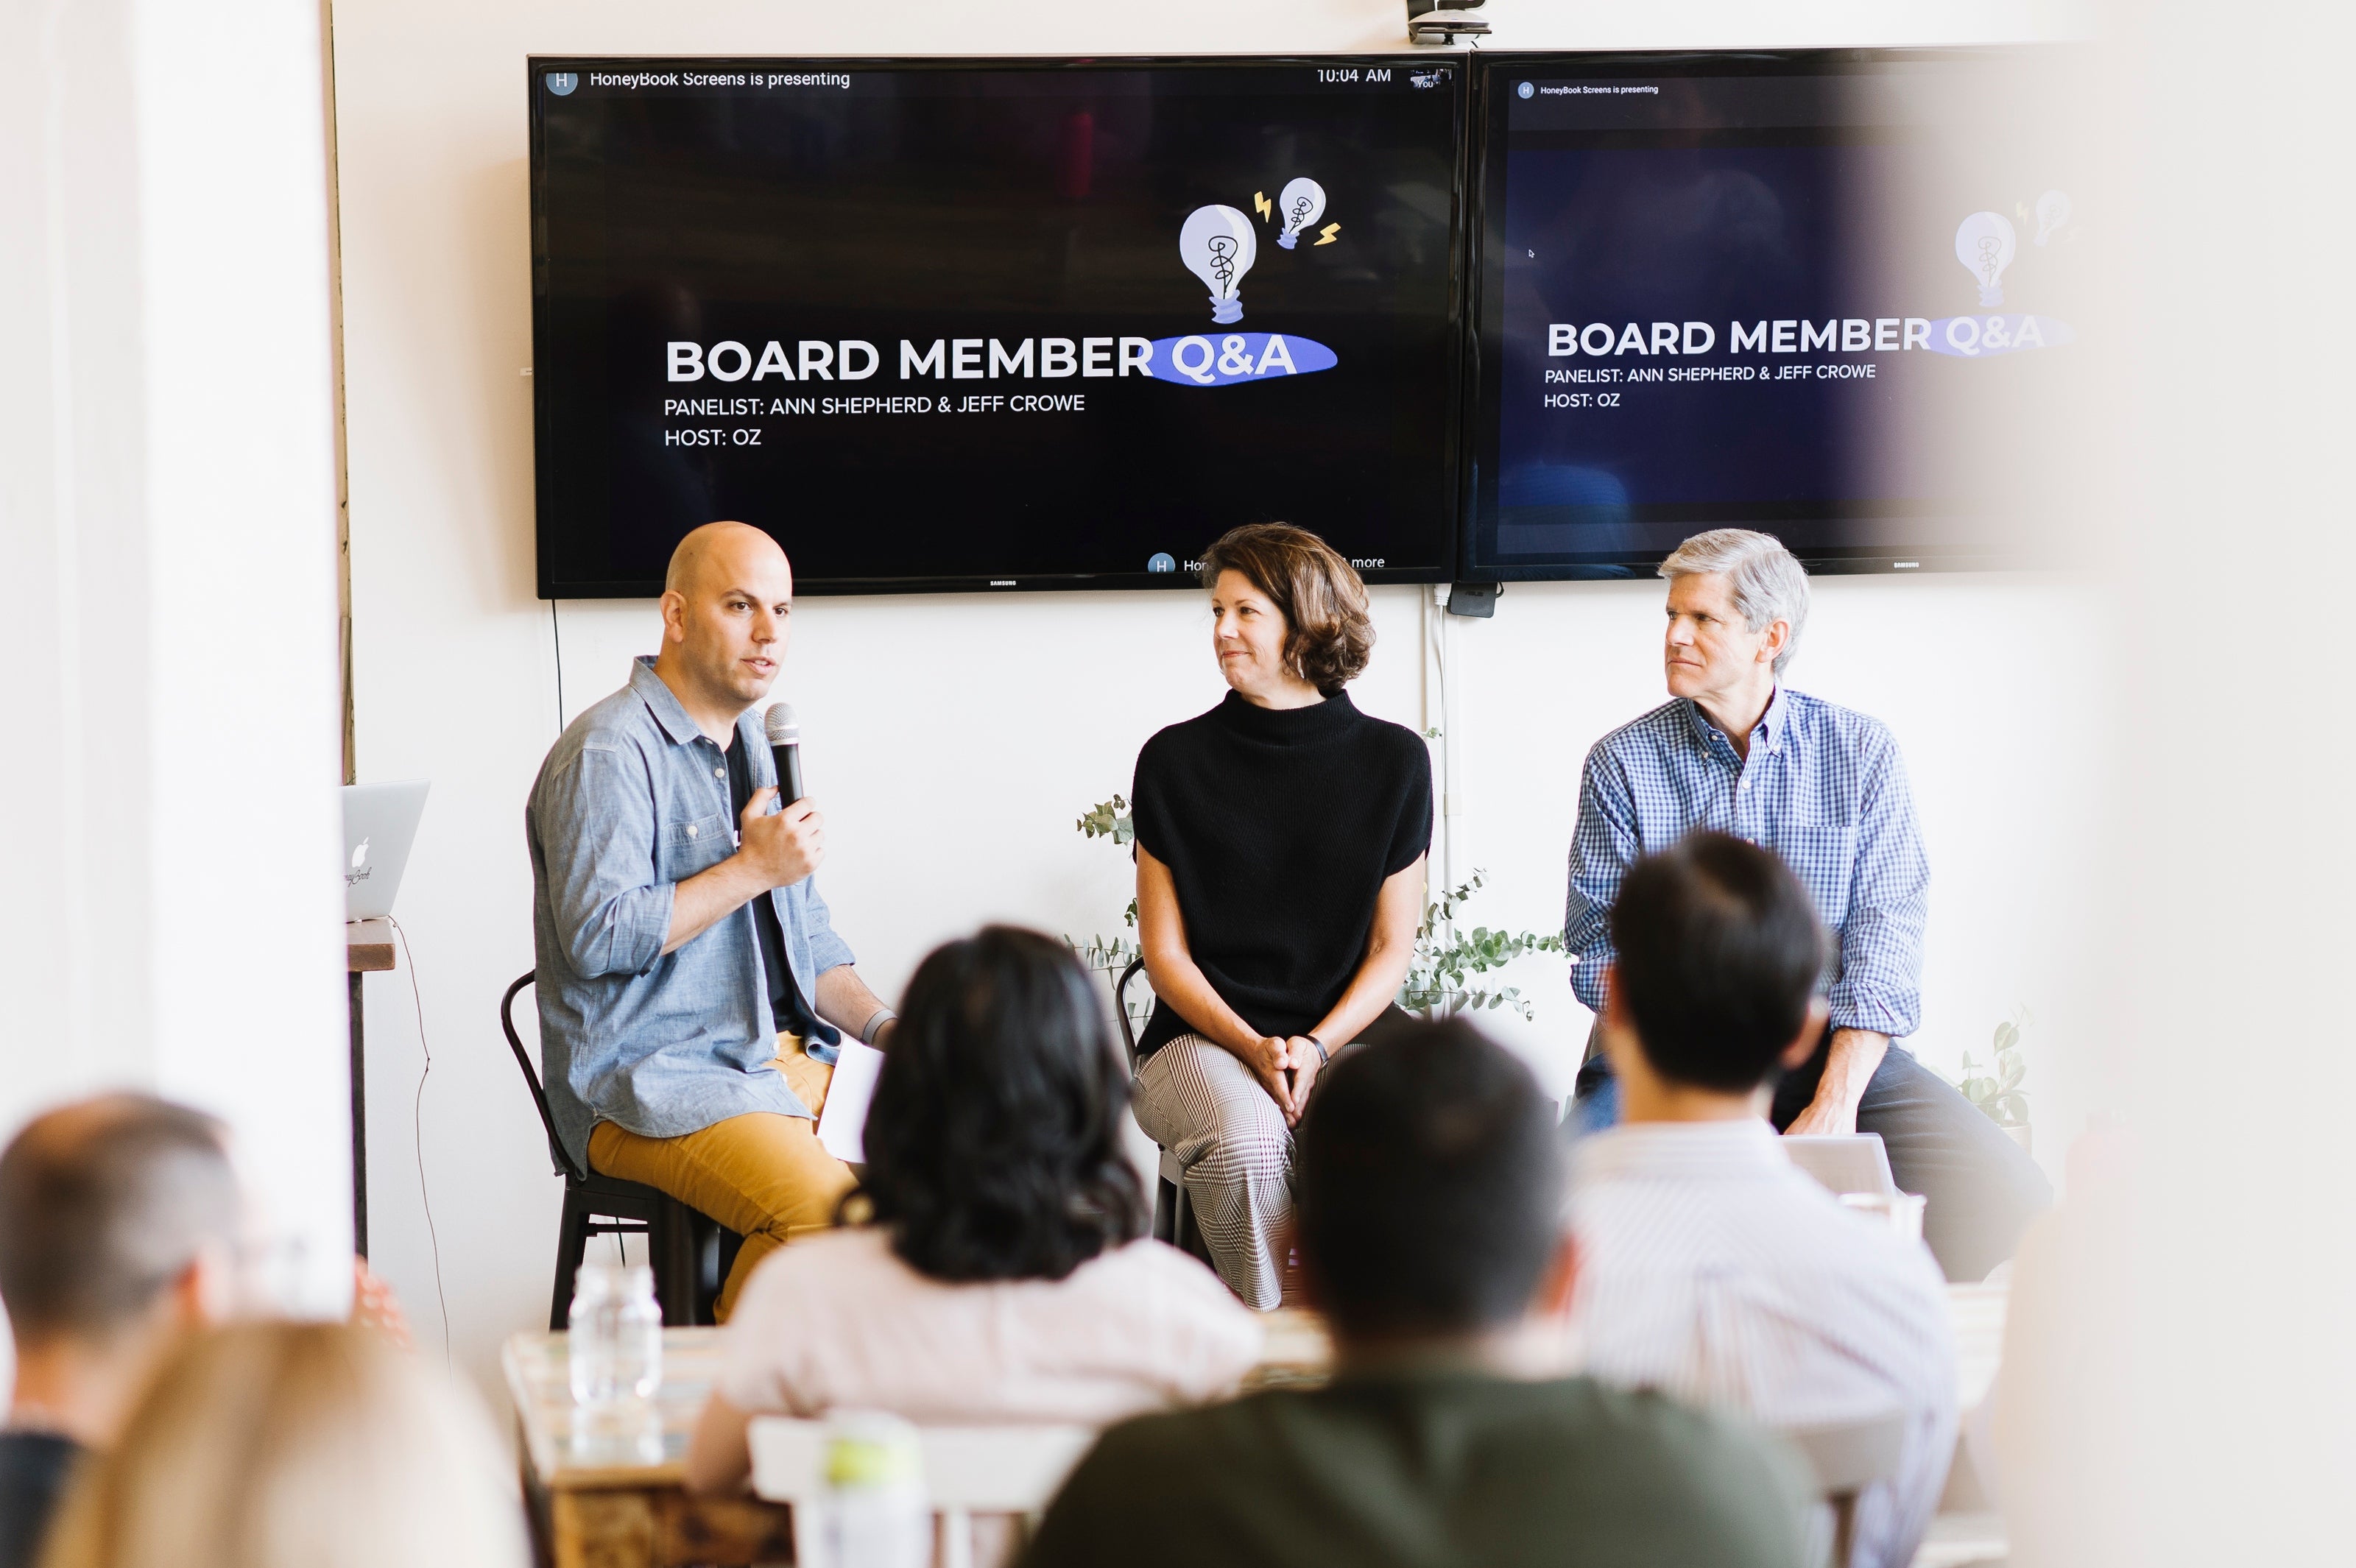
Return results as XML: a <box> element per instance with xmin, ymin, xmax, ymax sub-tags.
<box><xmin>529</xmin><ymin>55</ymin><xmax>1467</xmax><ymax>597</ymax></box>
<box><xmin>1460</xmin><ymin>48</ymin><xmax>2092</xmax><ymax>580</ymax></box>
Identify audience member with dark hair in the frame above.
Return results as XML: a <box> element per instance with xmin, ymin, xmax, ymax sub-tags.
<box><xmin>1023</xmin><ymin>1020</ymin><xmax>1813</xmax><ymax>1568</ymax></box>
<box><xmin>685</xmin><ymin>926</ymin><xmax>1259</xmax><ymax>1496</ymax></box>
<box><xmin>1129</xmin><ymin>523</ymin><xmax>1431</xmax><ymax>1307</ymax></box>
<box><xmin>1566</xmin><ymin>831</ymin><xmax>1955</xmax><ymax>1568</ymax></box>
<box><xmin>35</xmin><ymin>1322</ymin><xmax>525</xmax><ymax>1568</ymax></box>
<box><xmin>0</xmin><ymin>1097</ymin><xmax>247</xmax><ymax>1568</ymax></box>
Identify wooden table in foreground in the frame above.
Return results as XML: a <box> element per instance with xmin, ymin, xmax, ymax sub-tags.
<box><xmin>503</xmin><ymin>1312</ymin><xmax>1337</xmax><ymax>1568</ymax></box>
<box><xmin>507</xmin><ymin>1329</ymin><xmax>790</xmax><ymax>1568</ymax></box>
<box><xmin>504</xmin><ymin>1288</ymin><xmax>2001</xmax><ymax>1568</ymax></box>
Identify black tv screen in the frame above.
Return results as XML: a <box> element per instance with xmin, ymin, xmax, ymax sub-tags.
<box><xmin>529</xmin><ymin>57</ymin><xmax>1466</xmax><ymax>597</ymax></box>
<box><xmin>1462</xmin><ymin>49</ymin><xmax>2092</xmax><ymax>579</ymax></box>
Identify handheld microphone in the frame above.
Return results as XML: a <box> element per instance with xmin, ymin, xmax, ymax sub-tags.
<box><xmin>763</xmin><ymin>702</ymin><xmax>805</xmax><ymax>805</ymax></box>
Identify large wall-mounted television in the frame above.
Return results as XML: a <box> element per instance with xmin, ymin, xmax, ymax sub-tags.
<box><xmin>1459</xmin><ymin>49</ymin><xmax>2090</xmax><ymax>580</ymax></box>
<box><xmin>529</xmin><ymin>56</ymin><xmax>1467</xmax><ymax>598</ymax></box>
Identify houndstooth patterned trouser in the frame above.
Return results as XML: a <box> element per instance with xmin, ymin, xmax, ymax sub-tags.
<box><xmin>1131</xmin><ymin>1034</ymin><xmax>1294</xmax><ymax>1310</ymax></box>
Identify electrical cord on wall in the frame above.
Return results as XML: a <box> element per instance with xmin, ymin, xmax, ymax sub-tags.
<box><xmin>551</xmin><ymin>598</ymin><xmax>567</xmax><ymax>735</ymax></box>
<box><xmin>1427</xmin><ymin>582</ymin><xmax>1458</xmax><ymax>897</ymax></box>
<box><xmin>386</xmin><ymin>916</ymin><xmax>452</xmax><ymax>1366</ymax></box>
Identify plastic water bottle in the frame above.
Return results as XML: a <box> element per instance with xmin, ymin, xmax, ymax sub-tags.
<box><xmin>568</xmin><ymin>1260</ymin><xmax>662</xmax><ymax>1407</ymax></box>
<box><xmin>822</xmin><ymin>1410</ymin><xmax>929</xmax><ymax>1568</ymax></box>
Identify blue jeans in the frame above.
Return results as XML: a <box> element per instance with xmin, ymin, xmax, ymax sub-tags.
<box><xmin>1569</xmin><ymin>1036</ymin><xmax>2053</xmax><ymax>1282</ymax></box>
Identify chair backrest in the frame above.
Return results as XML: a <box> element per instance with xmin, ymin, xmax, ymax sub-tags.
<box><xmin>1778</xmin><ymin>1409</ymin><xmax>1907</xmax><ymax>1568</ymax></box>
<box><xmin>500</xmin><ymin>970</ymin><xmax>585</xmax><ymax>1182</ymax></box>
<box><xmin>1782</xmin><ymin>1134</ymin><xmax>1900</xmax><ymax>1199</ymax></box>
<box><xmin>1113</xmin><ymin>958</ymin><xmax>1150</xmax><ymax>1075</ymax></box>
<box><xmin>750</xmin><ymin>1417</ymin><xmax>1096</xmax><ymax>1568</ymax></box>
<box><xmin>1779</xmin><ymin>1408</ymin><xmax>1908</xmax><ymax>1497</ymax></box>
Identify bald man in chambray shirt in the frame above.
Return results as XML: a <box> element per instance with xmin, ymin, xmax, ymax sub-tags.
<box><xmin>527</xmin><ymin>522</ymin><xmax>900</xmax><ymax>1321</ymax></box>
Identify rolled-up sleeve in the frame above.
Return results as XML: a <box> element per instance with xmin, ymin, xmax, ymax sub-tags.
<box><xmin>1827</xmin><ymin>735</ymin><xmax>1928</xmax><ymax>1036</ymax></box>
<box><xmin>1565</xmin><ymin>747</ymin><xmax>1640</xmax><ymax>1013</ymax></box>
<box><xmin>534</xmin><ymin>746</ymin><xmax>674</xmax><ymax>979</ymax></box>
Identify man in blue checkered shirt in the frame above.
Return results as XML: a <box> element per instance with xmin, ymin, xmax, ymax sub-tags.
<box><xmin>1564</xmin><ymin>529</ymin><xmax>2050</xmax><ymax>1280</ymax></box>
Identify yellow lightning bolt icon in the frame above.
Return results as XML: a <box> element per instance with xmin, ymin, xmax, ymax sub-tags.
<box><xmin>1314</xmin><ymin>222</ymin><xmax>1341</xmax><ymax>246</ymax></box>
<box><xmin>1253</xmin><ymin>191</ymin><xmax>1272</xmax><ymax>221</ymax></box>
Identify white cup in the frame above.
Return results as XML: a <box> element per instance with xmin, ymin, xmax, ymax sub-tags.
<box><xmin>1839</xmin><ymin>1190</ymin><xmax>1928</xmax><ymax>1243</ymax></box>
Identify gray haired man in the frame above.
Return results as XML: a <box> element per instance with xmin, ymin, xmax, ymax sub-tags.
<box><xmin>1562</xmin><ymin>529</ymin><xmax>2050</xmax><ymax>1280</ymax></box>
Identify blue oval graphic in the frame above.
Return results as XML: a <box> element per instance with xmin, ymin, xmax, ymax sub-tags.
<box><xmin>1143</xmin><ymin>333</ymin><xmax>1339</xmax><ymax>388</ymax></box>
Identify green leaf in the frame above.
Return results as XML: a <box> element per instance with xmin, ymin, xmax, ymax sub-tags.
<box><xmin>1999</xmin><ymin>1055</ymin><xmax>2026</xmax><ymax>1090</ymax></box>
<box><xmin>1994</xmin><ymin>1021</ymin><xmax>2020</xmax><ymax>1053</ymax></box>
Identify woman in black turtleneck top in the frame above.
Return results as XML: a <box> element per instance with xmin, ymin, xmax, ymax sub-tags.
<box><xmin>1128</xmin><ymin>525</ymin><xmax>1431</xmax><ymax>1308</ymax></box>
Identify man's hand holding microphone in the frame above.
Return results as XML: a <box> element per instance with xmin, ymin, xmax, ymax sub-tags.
<box><xmin>741</xmin><ymin>698</ymin><xmax>821</xmax><ymax>885</ymax></box>
<box><xmin>736</xmin><ymin>788</ymin><xmax>824</xmax><ymax>889</ymax></box>
<box><xmin>660</xmin><ymin>702</ymin><xmax>825</xmax><ymax>956</ymax></box>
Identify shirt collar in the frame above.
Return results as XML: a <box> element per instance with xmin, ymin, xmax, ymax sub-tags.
<box><xmin>1573</xmin><ymin>1117</ymin><xmax>1792</xmax><ymax>1186</ymax></box>
<box><xmin>629</xmin><ymin>656</ymin><xmax>708</xmax><ymax>748</ymax></box>
<box><xmin>1756</xmin><ymin>684</ymin><xmax>1789</xmax><ymax>749</ymax></box>
<box><xmin>1680</xmin><ymin>685</ymin><xmax>1788</xmax><ymax>755</ymax></box>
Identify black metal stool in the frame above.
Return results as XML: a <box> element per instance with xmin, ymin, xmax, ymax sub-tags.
<box><xmin>1112</xmin><ymin>958</ymin><xmax>1207</xmax><ymax>1262</ymax></box>
<box><xmin>501</xmin><ymin>972</ymin><xmax>741</xmax><ymax>1329</ymax></box>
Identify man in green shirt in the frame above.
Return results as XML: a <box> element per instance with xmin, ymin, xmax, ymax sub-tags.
<box><xmin>1023</xmin><ymin>1020</ymin><xmax>1813</xmax><ymax>1568</ymax></box>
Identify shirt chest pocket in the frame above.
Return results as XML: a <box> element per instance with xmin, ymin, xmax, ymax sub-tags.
<box><xmin>659</xmin><ymin>810</ymin><xmax>733</xmax><ymax>882</ymax></box>
<box><xmin>1772</xmin><ymin>824</ymin><xmax>1858</xmax><ymax>928</ymax></box>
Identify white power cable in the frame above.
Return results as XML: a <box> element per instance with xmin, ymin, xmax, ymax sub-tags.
<box><xmin>1432</xmin><ymin>583</ymin><xmax>1462</xmax><ymax>895</ymax></box>
<box><xmin>384</xmin><ymin>916</ymin><xmax>452</xmax><ymax>1366</ymax></box>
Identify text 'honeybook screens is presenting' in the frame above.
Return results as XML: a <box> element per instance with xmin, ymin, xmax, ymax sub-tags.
<box><xmin>529</xmin><ymin>58</ymin><xmax>1464</xmax><ymax>596</ymax></box>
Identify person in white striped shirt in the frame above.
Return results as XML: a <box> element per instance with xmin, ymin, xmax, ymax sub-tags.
<box><xmin>1563</xmin><ymin>830</ymin><xmax>1956</xmax><ymax>1568</ymax></box>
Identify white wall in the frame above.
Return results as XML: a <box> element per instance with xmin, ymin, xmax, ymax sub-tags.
<box><xmin>332</xmin><ymin>0</ymin><xmax>2099</xmax><ymax>1385</ymax></box>
<box><xmin>0</xmin><ymin>0</ymin><xmax>352</xmax><ymax>1314</ymax></box>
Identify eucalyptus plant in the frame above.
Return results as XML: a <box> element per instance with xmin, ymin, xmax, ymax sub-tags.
<box><xmin>1399</xmin><ymin>870</ymin><xmax>1568</xmax><ymax>1020</ymax></box>
<box><xmin>1068</xmin><ymin>794</ymin><xmax>1143</xmax><ymax>977</ymax></box>
<box><xmin>1955</xmin><ymin>1011</ymin><xmax>2031</xmax><ymax>1129</ymax></box>
<box><xmin>1065</xmin><ymin>795</ymin><xmax>1565</xmax><ymax>1023</ymax></box>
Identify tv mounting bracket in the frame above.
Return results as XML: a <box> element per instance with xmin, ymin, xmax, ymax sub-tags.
<box><xmin>1406</xmin><ymin>0</ymin><xmax>1492</xmax><ymax>46</ymax></box>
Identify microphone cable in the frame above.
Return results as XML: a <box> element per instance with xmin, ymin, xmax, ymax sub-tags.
<box><xmin>386</xmin><ymin>916</ymin><xmax>452</xmax><ymax>1366</ymax></box>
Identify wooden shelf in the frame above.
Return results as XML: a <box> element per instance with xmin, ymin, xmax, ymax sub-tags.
<box><xmin>347</xmin><ymin>918</ymin><xmax>395</xmax><ymax>972</ymax></box>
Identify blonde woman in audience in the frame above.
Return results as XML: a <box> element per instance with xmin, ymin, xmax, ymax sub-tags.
<box><xmin>37</xmin><ymin>1322</ymin><xmax>526</xmax><ymax>1568</ymax></box>
<box><xmin>685</xmin><ymin>926</ymin><xmax>1260</xmax><ymax>1494</ymax></box>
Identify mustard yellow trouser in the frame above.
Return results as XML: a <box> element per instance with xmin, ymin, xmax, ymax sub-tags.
<box><xmin>586</xmin><ymin>1036</ymin><xmax>858</xmax><ymax>1321</ymax></box>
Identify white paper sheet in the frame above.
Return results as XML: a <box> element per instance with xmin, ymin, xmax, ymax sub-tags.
<box><xmin>815</xmin><ymin>1038</ymin><xmax>885</xmax><ymax>1163</ymax></box>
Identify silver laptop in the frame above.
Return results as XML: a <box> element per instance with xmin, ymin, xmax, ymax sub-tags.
<box><xmin>1782</xmin><ymin>1133</ymin><xmax>1900</xmax><ymax>1198</ymax></box>
<box><xmin>343</xmin><ymin>780</ymin><xmax>430</xmax><ymax>922</ymax></box>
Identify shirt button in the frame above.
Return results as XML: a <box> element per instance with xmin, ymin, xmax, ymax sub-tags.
<box><xmin>715</xmin><ymin>767</ymin><xmax>725</xmax><ymax>778</ymax></box>
<box><xmin>686</xmin><ymin>824</ymin><xmax>699</xmax><ymax>838</ymax></box>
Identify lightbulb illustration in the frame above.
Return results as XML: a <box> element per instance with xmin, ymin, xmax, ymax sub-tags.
<box><xmin>1954</xmin><ymin>211</ymin><xmax>2017</xmax><ymax>308</ymax></box>
<box><xmin>2034</xmin><ymin>189</ymin><xmax>2073</xmax><ymax>247</ymax></box>
<box><xmin>1276</xmin><ymin>177</ymin><xmax>1327</xmax><ymax>251</ymax></box>
<box><xmin>1179</xmin><ymin>204</ymin><xmax>1258</xmax><ymax>325</ymax></box>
